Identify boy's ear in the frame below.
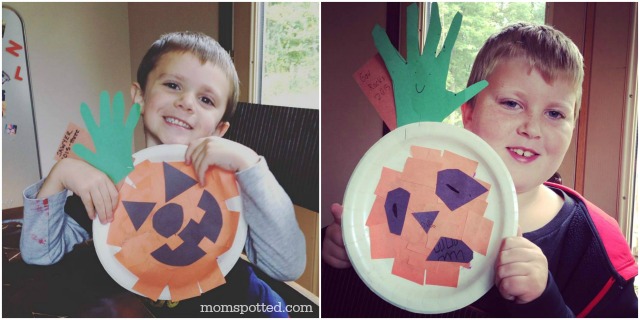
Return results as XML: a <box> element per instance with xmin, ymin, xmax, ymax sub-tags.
<box><xmin>130</xmin><ymin>82</ymin><xmax>145</xmax><ymax>113</ymax></box>
<box><xmin>460</xmin><ymin>102</ymin><xmax>473</xmax><ymax>129</ymax></box>
<box><xmin>213</xmin><ymin>121</ymin><xmax>230</xmax><ymax>137</ymax></box>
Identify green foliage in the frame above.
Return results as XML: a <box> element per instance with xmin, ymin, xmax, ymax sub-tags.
<box><xmin>438</xmin><ymin>2</ymin><xmax>545</xmax><ymax>127</ymax></box>
<box><xmin>262</xmin><ymin>2</ymin><xmax>319</xmax><ymax>107</ymax></box>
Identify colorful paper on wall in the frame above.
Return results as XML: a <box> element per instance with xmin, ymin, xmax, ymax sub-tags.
<box><xmin>108</xmin><ymin>160</ymin><xmax>240</xmax><ymax>301</ymax></box>
<box><xmin>353</xmin><ymin>54</ymin><xmax>397</xmax><ymax>130</ymax></box>
<box><xmin>367</xmin><ymin>145</ymin><xmax>493</xmax><ymax>287</ymax></box>
<box><xmin>54</xmin><ymin>122</ymin><xmax>95</xmax><ymax>161</ymax></box>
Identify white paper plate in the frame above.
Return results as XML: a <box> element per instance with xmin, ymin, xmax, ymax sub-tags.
<box><xmin>342</xmin><ymin>122</ymin><xmax>517</xmax><ymax>314</ymax></box>
<box><xmin>93</xmin><ymin>144</ymin><xmax>247</xmax><ymax>301</ymax></box>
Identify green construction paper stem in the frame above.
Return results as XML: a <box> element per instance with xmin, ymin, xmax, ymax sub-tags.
<box><xmin>373</xmin><ymin>2</ymin><xmax>488</xmax><ymax>127</ymax></box>
<box><xmin>72</xmin><ymin>90</ymin><xmax>141</xmax><ymax>184</ymax></box>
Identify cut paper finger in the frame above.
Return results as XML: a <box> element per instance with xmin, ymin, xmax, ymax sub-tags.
<box><xmin>371</xmin><ymin>3</ymin><xmax>488</xmax><ymax>127</ymax></box>
<box><xmin>55</xmin><ymin>122</ymin><xmax>95</xmax><ymax>161</ymax></box>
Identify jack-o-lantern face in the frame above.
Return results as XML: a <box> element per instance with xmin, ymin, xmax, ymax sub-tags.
<box><xmin>108</xmin><ymin>160</ymin><xmax>239</xmax><ymax>301</ymax></box>
<box><xmin>367</xmin><ymin>146</ymin><xmax>494</xmax><ymax>287</ymax></box>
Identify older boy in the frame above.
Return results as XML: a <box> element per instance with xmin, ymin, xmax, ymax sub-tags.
<box><xmin>322</xmin><ymin>23</ymin><xmax>637</xmax><ymax>317</ymax></box>
<box><xmin>21</xmin><ymin>31</ymin><xmax>305</xmax><ymax>316</ymax></box>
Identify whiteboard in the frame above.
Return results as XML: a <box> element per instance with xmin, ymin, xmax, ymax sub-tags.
<box><xmin>2</xmin><ymin>6</ymin><xmax>42</xmax><ymax>209</ymax></box>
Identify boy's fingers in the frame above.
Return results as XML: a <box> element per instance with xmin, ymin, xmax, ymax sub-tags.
<box><xmin>327</xmin><ymin>224</ymin><xmax>345</xmax><ymax>248</ymax></box>
<box><xmin>98</xmin><ymin>183</ymin><xmax>113</xmax><ymax>221</ymax></box>
<box><xmin>517</xmin><ymin>225</ymin><xmax>523</xmax><ymax>237</ymax></box>
<box><xmin>189</xmin><ymin>141</ymin><xmax>206</xmax><ymax>171</ymax></box>
<box><xmin>109</xmin><ymin>181</ymin><xmax>119</xmax><ymax>208</ymax></box>
<box><xmin>184</xmin><ymin>142</ymin><xmax>195</xmax><ymax>165</ymax></box>
<box><xmin>191</xmin><ymin>146</ymin><xmax>208</xmax><ymax>186</ymax></box>
<box><xmin>185</xmin><ymin>138</ymin><xmax>206</xmax><ymax>165</ymax></box>
<box><xmin>330</xmin><ymin>203</ymin><xmax>343</xmax><ymax>224</ymax></box>
<box><xmin>91</xmin><ymin>188</ymin><xmax>107</xmax><ymax>224</ymax></box>
<box><xmin>80</xmin><ymin>193</ymin><xmax>96</xmax><ymax>221</ymax></box>
<box><xmin>323</xmin><ymin>254</ymin><xmax>352</xmax><ymax>269</ymax></box>
<box><xmin>496</xmin><ymin>261</ymin><xmax>530</xmax><ymax>280</ymax></box>
<box><xmin>197</xmin><ymin>160</ymin><xmax>209</xmax><ymax>187</ymax></box>
<box><xmin>497</xmin><ymin>275</ymin><xmax>529</xmax><ymax>301</ymax></box>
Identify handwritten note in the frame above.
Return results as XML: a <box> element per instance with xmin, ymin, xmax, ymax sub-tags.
<box><xmin>55</xmin><ymin>122</ymin><xmax>95</xmax><ymax>161</ymax></box>
<box><xmin>353</xmin><ymin>53</ymin><xmax>397</xmax><ymax>130</ymax></box>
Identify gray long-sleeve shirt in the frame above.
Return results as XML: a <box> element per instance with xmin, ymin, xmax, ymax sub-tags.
<box><xmin>20</xmin><ymin>157</ymin><xmax>306</xmax><ymax>281</ymax></box>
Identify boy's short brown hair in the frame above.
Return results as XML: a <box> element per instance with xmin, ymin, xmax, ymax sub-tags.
<box><xmin>137</xmin><ymin>31</ymin><xmax>240</xmax><ymax>122</ymax></box>
<box><xmin>467</xmin><ymin>23</ymin><xmax>584</xmax><ymax>121</ymax></box>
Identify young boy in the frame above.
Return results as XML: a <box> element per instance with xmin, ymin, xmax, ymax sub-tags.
<box><xmin>322</xmin><ymin>23</ymin><xmax>637</xmax><ymax>317</ymax></box>
<box><xmin>21</xmin><ymin>31</ymin><xmax>306</xmax><ymax>317</ymax></box>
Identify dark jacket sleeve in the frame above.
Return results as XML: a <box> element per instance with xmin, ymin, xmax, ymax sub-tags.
<box><xmin>505</xmin><ymin>273</ymin><xmax>574</xmax><ymax>317</ymax></box>
<box><xmin>587</xmin><ymin>277</ymin><xmax>638</xmax><ymax>318</ymax></box>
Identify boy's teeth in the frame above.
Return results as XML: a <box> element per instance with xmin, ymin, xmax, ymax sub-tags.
<box><xmin>510</xmin><ymin>148</ymin><xmax>535</xmax><ymax>158</ymax></box>
<box><xmin>165</xmin><ymin>117</ymin><xmax>191</xmax><ymax>129</ymax></box>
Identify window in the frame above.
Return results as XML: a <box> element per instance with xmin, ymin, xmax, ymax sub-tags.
<box><xmin>427</xmin><ymin>2</ymin><xmax>546</xmax><ymax>127</ymax></box>
<box><xmin>254</xmin><ymin>2</ymin><xmax>319</xmax><ymax>109</ymax></box>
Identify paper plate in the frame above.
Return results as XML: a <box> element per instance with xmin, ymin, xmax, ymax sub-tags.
<box><xmin>93</xmin><ymin>144</ymin><xmax>247</xmax><ymax>301</ymax></box>
<box><xmin>342</xmin><ymin>122</ymin><xmax>517</xmax><ymax>314</ymax></box>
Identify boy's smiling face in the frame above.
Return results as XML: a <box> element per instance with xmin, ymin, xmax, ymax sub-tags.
<box><xmin>133</xmin><ymin>51</ymin><xmax>230</xmax><ymax>147</ymax></box>
<box><xmin>462</xmin><ymin>58</ymin><xmax>577</xmax><ymax>194</ymax></box>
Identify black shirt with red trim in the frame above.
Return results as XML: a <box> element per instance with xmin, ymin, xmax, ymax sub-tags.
<box><xmin>474</xmin><ymin>185</ymin><xmax>637</xmax><ymax>317</ymax></box>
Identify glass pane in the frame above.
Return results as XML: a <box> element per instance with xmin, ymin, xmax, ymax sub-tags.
<box><xmin>261</xmin><ymin>2</ymin><xmax>319</xmax><ymax>109</ymax></box>
<box><xmin>435</xmin><ymin>2</ymin><xmax>546</xmax><ymax>127</ymax></box>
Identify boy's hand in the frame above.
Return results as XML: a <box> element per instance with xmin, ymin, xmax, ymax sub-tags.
<box><xmin>41</xmin><ymin>158</ymin><xmax>118</xmax><ymax>224</ymax></box>
<box><xmin>185</xmin><ymin>136</ymin><xmax>259</xmax><ymax>185</ymax></box>
<box><xmin>495</xmin><ymin>227</ymin><xmax>548</xmax><ymax>304</ymax></box>
<box><xmin>72</xmin><ymin>91</ymin><xmax>140</xmax><ymax>184</ymax></box>
<box><xmin>373</xmin><ymin>3</ymin><xmax>488</xmax><ymax>127</ymax></box>
<box><xmin>322</xmin><ymin>203</ymin><xmax>351</xmax><ymax>269</ymax></box>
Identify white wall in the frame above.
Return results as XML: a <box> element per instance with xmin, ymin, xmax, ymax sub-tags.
<box><xmin>4</xmin><ymin>2</ymin><xmax>132</xmax><ymax>179</ymax></box>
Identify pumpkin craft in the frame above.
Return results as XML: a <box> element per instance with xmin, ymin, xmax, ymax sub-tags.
<box><xmin>108</xmin><ymin>160</ymin><xmax>240</xmax><ymax>301</ymax></box>
<box><xmin>367</xmin><ymin>145</ymin><xmax>493</xmax><ymax>287</ymax></box>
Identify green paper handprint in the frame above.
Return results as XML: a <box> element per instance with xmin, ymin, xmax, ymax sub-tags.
<box><xmin>373</xmin><ymin>2</ymin><xmax>488</xmax><ymax>127</ymax></box>
<box><xmin>72</xmin><ymin>91</ymin><xmax>141</xmax><ymax>184</ymax></box>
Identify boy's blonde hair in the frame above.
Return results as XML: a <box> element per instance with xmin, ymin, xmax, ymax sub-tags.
<box><xmin>467</xmin><ymin>23</ymin><xmax>584</xmax><ymax>120</ymax></box>
<box><xmin>137</xmin><ymin>31</ymin><xmax>240</xmax><ymax>122</ymax></box>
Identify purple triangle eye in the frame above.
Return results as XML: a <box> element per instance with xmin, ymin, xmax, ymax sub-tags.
<box><xmin>122</xmin><ymin>201</ymin><xmax>156</xmax><ymax>230</ymax></box>
<box><xmin>384</xmin><ymin>188</ymin><xmax>410</xmax><ymax>235</ymax></box>
<box><xmin>436</xmin><ymin>169</ymin><xmax>488</xmax><ymax>211</ymax></box>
